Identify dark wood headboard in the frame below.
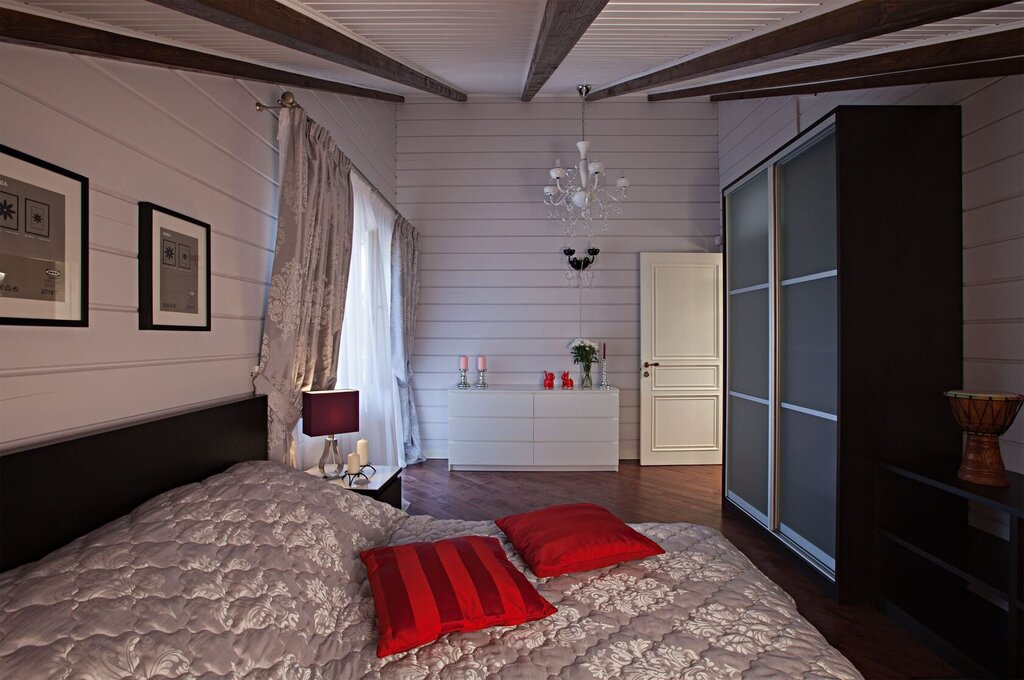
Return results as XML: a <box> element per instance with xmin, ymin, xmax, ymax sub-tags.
<box><xmin>0</xmin><ymin>395</ymin><xmax>267</xmax><ymax>571</ymax></box>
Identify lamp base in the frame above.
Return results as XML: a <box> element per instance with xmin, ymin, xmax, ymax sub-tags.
<box><xmin>319</xmin><ymin>435</ymin><xmax>344</xmax><ymax>480</ymax></box>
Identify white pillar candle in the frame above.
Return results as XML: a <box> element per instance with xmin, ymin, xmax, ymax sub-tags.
<box><xmin>347</xmin><ymin>452</ymin><xmax>360</xmax><ymax>474</ymax></box>
<box><xmin>357</xmin><ymin>439</ymin><xmax>369</xmax><ymax>466</ymax></box>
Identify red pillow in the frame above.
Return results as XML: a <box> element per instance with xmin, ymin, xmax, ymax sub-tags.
<box><xmin>495</xmin><ymin>503</ymin><xmax>664</xmax><ymax>577</ymax></box>
<box><xmin>360</xmin><ymin>535</ymin><xmax>556</xmax><ymax>657</ymax></box>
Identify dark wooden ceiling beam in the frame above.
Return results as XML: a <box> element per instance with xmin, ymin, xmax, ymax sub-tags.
<box><xmin>710</xmin><ymin>57</ymin><xmax>1024</xmax><ymax>101</ymax></box>
<box><xmin>588</xmin><ymin>0</ymin><xmax>1018</xmax><ymax>101</ymax></box>
<box><xmin>522</xmin><ymin>0</ymin><xmax>609</xmax><ymax>101</ymax></box>
<box><xmin>648</xmin><ymin>27</ymin><xmax>1023</xmax><ymax>101</ymax></box>
<box><xmin>146</xmin><ymin>0</ymin><xmax>466</xmax><ymax>101</ymax></box>
<box><xmin>0</xmin><ymin>8</ymin><xmax>404</xmax><ymax>102</ymax></box>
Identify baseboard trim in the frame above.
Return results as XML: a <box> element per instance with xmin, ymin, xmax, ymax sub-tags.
<box><xmin>422</xmin><ymin>449</ymin><xmax>639</xmax><ymax>461</ymax></box>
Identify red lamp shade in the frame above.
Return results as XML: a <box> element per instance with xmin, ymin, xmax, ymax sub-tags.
<box><xmin>302</xmin><ymin>389</ymin><xmax>359</xmax><ymax>437</ymax></box>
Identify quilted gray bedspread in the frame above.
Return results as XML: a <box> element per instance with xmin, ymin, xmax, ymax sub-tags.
<box><xmin>0</xmin><ymin>462</ymin><xmax>861</xmax><ymax>679</ymax></box>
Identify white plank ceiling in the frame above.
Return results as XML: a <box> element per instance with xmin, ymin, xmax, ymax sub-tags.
<box><xmin>7</xmin><ymin>0</ymin><xmax>1024</xmax><ymax>97</ymax></box>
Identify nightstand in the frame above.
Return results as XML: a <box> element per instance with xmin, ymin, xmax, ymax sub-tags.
<box><xmin>304</xmin><ymin>465</ymin><xmax>403</xmax><ymax>509</ymax></box>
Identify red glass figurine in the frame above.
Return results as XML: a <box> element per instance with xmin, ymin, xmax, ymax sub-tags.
<box><xmin>543</xmin><ymin>371</ymin><xmax>555</xmax><ymax>390</ymax></box>
<box><xmin>561</xmin><ymin>371</ymin><xmax>574</xmax><ymax>390</ymax></box>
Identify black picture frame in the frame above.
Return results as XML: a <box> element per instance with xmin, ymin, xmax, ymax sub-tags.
<box><xmin>0</xmin><ymin>145</ymin><xmax>89</xmax><ymax>327</ymax></box>
<box><xmin>138</xmin><ymin>202</ymin><xmax>211</xmax><ymax>331</ymax></box>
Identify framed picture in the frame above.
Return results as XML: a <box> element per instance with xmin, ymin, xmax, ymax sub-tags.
<box><xmin>0</xmin><ymin>145</ymin><xmax>88</xmax><ymax>326</ymax></box>
<box><xmin>138</xmin><ymin>202</ymin><xmax>211</xmax><ymax>331</ymax></box>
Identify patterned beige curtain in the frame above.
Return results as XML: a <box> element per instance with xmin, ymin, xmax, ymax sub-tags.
<box><xmin>391</xmin><ymin>216</ymin><xmax>423</xmax><ymax>464</ymax></box>
<box><xmin>254</xmin><ymin>108</ymin><xmax>353</xmax><ymax>466</ymax></box>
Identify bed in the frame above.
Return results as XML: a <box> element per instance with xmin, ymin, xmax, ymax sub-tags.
<box><xmin>0</xmin><ymin>460</ymin><xmax>861</xmax><ymax>679</ymax></box>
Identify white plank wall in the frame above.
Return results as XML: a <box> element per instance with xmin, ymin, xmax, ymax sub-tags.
<box><xmin>397</xmin><ymin>97</ymin><xmax>721</xmax><ymax>459</ymax></box>
<box><xmin>717</xmin><ymin>76</ymin><xmax>1024</xmax><ymax>475</ymax></box>
<box><xmin>0</xmin><ymin>44</ymin><xmax>397</xmax><ymax>452</ymax></box>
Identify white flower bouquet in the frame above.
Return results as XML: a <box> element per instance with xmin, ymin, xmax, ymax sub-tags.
<box><xmin>569</xmin><ymin>338</ymin><xmax>599</xmax><ymax>369</ymax></box>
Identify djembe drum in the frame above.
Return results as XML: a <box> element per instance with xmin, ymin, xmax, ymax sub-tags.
<box><xmin>944</xmin><ymin>390</ymin><xmax>1024</xmax><ymax>487</ymax></box>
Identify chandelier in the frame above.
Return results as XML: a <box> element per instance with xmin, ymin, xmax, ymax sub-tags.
<box><xmin>543</xmin><ymin>84</ymin><xmax>630</xmax><ymax>239</ymax></box>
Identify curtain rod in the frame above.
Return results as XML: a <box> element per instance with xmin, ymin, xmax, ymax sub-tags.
<box><xmin>256</xmin><ymin>90</ymin><xmax>403</xmax><ymax>218</ymax></box>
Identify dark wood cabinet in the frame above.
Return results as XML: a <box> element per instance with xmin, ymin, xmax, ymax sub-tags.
<box><xmin>304</xmin><ymin>466</ymin><xmax>403</xmax><ymax>510</ymax></box>
<box><xmin>877</xmin><ymin>462</ymin><xmax>1023</xmax><ymax>678</ymax></box>
<box><xmin>722</xmin><ymin>106</ymin><xmax>964</xmax><ymax>602</ymax></box>
<box><xmin>359</xmin><ymin>470</ymin><xmax>403</xmax><ymax>509</ymax></box>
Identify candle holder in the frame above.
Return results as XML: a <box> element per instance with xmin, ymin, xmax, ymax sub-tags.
<box><xmin>476</xmin><ymin>368</ymin><xmax>489</xmax><ymax>389</ymax></box>
<box><xmin>360</xmin><ymin>462</ymin><xmax>377</xmax><ymax>476</ymax></box>
<box><xmin>600</xmin><ymin>359</ymin><xmax>610</xmax><ymax>390</ymax></box>
<box><xmin>340</xmin><ymin>469</ymin><xmax>370</xmax><ymax>485</ymax></box>
<box><xmin>457</xmin><ymin>368</ymin><xmax>471</xmax><ymax>389</ymax></box>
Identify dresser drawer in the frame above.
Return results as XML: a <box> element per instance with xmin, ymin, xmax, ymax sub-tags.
<box><xmin>450</xmin><ymin>417</ymin><xmax>533</xmax><ymax>442</ymax></box>
<box><xmin>448</xmin><ymin>391</ymin><xmax>532</xmax><ymax>418</ymax></box>
<box><xmin>449</xmin><ymin>441</ymin><xmax>533</xmax><ymax>466</ymax></box>
<box><xmin>534</xmin><ymin>417</ymin><xmax>619</xmax><ymax>442</ymax></box>
<box><xmin>534</xmin><ymin>442</ymin><xmax>618</xmax><ymax>466</ymax></box>
<box><xmin>534</xmin><ymin>392</ymin><xmax>618</xmax><ymax>418</ymax></box>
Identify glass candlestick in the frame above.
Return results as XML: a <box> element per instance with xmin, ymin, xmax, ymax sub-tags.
<box><xmin>475</xmin><ymin>368</ymin><xmax>489</xmax><ymax>389</ymax></box>
<box><xmin>599</xmin><ymin>359</ymin><xmax>609</xmax><ymax>390</ymax></box>
<box><xmin>457</xmin><ymin>368</ymin><xmax>470</xmax><ymax>389</ymax></box>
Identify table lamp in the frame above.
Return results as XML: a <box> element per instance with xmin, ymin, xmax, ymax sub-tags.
<box><xmin>302</xmin><ymin>389</ymin><xmax>359</xmax><ymax>479</ymax></box>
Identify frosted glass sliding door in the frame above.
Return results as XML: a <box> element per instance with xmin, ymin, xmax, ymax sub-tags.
<box><xmin>725</xmin><ymin>169</ymin><xmax>771</xmax><ymax>525</ymax></box>
<box><xmin>776</xmin><ymin>131</ymin><xmax>838</xmax><ymax>569</ymax></box>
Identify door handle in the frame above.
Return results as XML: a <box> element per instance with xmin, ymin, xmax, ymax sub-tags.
<box><xmin>643</xmin><ymin>361</ymin><xmax>660</xmax><ymax>368</ymax></box>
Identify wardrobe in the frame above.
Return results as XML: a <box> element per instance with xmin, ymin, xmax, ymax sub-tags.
<box><xmin>722</xmin><ymin>106</ymin><xmax>964</xmax><ymax>601</ymax></box>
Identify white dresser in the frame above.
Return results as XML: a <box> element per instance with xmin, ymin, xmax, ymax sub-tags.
<box><xmin>447</xmin><ymin>387</ymin><xmax>619</xmax><ymax>471</ymax></box>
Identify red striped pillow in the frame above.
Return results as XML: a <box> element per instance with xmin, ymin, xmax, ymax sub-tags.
<box><xmin>360</xmin><ymin>535</ymin><xmax>556</xmax><ymax>657</ymax></box>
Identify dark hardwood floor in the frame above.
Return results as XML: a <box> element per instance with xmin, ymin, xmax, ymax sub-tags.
<box><xmin>402</xmin><ymin>460</ymin><xmax>961</xmax><ymax>680</ymax></box>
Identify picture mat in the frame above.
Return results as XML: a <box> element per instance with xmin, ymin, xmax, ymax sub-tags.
<box><xmin>0</xmin><ymin>177</ymin><xmax>65</xmax><ymax>302</ymax></box>
<box><xmin>149</xmin><ymin>209</ymin><xmax>207</xmax><ymax>327</ymax></box>
<box><xmin>0</xmin><ymin>152</ymin><xmax>82</xmax><ymax>321</ymax></box>
<box><xmin>159</xmin><ymin>226</ymin><xmax>199</xmax><ymax>315</ymax></box>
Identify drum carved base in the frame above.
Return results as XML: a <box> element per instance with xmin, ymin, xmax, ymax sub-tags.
<box><xmin>958</xmin><ymin>433</ymin><xmax>1008</xmax><ymax>487</ymax></box>
<box><xmin>945</xmin><ymin>390</ymin><xmax>1023</xmax><ymax>489</ymax></box>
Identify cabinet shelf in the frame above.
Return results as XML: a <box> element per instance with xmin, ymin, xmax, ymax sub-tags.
<box><xmin>879</xmin><ymin>525</ymin><xmax>1010</xmax><ymax>595</ymax></box>
<box><xmin>880</xmin><ymin>460</ymin><xmax>1024</xmax><ymax>518</ymax></box>
<box><xmin>878</xmin><ymin>589</ymin><xmax>1008</xmax><ymax>679</ymax></box>
<box><xmin>878</xmin><ymin>535</ymin><xmax>1012</xmax><ymax>678</ymax></box>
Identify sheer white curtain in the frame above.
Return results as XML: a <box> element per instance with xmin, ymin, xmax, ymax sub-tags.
<box><xmin>336</xmin><ymin>172</ymin><xmax>404</xmax><ymax>467</ymax></box>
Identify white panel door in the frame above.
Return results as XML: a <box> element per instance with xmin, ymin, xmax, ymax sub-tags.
<box><xmin>640</xmin><ymin>253</ymin><xmax>723</xmax><ymax>465</ymax></box>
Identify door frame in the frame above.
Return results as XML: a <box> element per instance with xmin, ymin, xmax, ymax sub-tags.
<box><xmin>639</xmin><ymin>252</ymin><xmax>724</xmax><ymax>466</ymax></box>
